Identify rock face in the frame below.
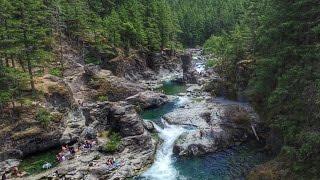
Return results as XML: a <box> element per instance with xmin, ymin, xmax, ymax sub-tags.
<box><xmin>164</xmin><ymin>99</ymin><xmax>262</xmax><ymax>156</ymax></box>
<box><xmin>102</xmin><ymin>51</ymin><xmax>183</xmax><ymax>83</ymax></box>
<box><xmin>108</xmin><ymin>102</ymin><xmax>145</xmax><ymax>137</ymax></box>
<box><xmin>83</xmin><ymin>101</ymin><xmax>147</xmax><ymax>137</ymax></box>
<box><xmin>126</xmin><ymin>91</ymin><xmax>168</xmax><ymax>109</ymax></box>
<box><xmin>142</xmin><ymin>120</ymin><xmax>155</xmax><ymax>132</ymax></box>
<box><xmin>102</xmin><ymin>53</ymin><xmax>149</xmax><ymax>81</ymax></box>
<box><xmin>43</xmin><ymin>75</ymin><xmax>73</xmax><ymax>110</ymax></box>
<box><xmin>0</xmin><ymin>74</ymin><xmax>69</xmax><ymax>160</ymax></box>
<box><xmin>202</xmin><ymin>76</ymin><xmax>238</xmax><ymax>99</ymax></box>
<box><xmin>0</xmin><ymin>124</ymin><xmax>64</xmax><ymax>161</ymax></box>
<box><xmin>84</xmin><ymin>64</ymin><xmax>146</xmax><ymax>102</ymax></box>
<box><xmin>29</xmin><ymin>101</ymin><xmax>157</xmax><ymax>180</ymax></box>
<box><xmin>181</xmin><ymin>54</ymin><xmax>198</xmax><ymax>83</ymax></box>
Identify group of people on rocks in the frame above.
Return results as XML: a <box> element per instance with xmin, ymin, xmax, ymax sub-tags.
<box><xmin>1</xmin><ymin>166</ymin><xmax>26</xmax><ymax>180</ymax></box>
<box><xmin>56</xmin><ymin>139</ymin><xmax>126</xmax><ymax>171</ymax></box>
<box><xmin>56</xmin><ymin>140</ymin><xmax>96</xmax><ymax>163</ymax></box>
<box><xmin>56</xmin><ymin>144</ymin><xmax>76</xmax><ymax>163</ymax></box>
<box><xmin>105</xmin><ymin>158</ymin><xmax>125</xmax><ymax>170</ymax></box>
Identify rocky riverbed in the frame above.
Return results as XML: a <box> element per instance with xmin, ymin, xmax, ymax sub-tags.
<box><xmin>0</xmin><ymin>48</ymin><xmax>272</xmax><ymax>180</ymax></box>
<box><xmin>135</xmin><ymin>49</ymin><xmax>272</xmax><ymax>179</ymax></box>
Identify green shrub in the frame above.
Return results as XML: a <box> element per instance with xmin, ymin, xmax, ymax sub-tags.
<box><xmin>104</xmin><ymin>132</ymin><xmax>122</xmax><ymax>153</ymax></box>
<box><xmin>97</xmin><ymin>95</ymin><xmax>108</xmax><ymax>102</ymax></box>
<box><xmin>50</xmin><ymin>68</ymin><xmax>62</xmax><ymax>77</ymax></box>
<box><xmin>0</xmin><ymin>91</ymin><xmax>11</xmax><ymax>105</ymax></box>
<box><xmin>20</xmin><ymin>98</ymin><xmax>34</xmax><ymax>107</ymax></box>
<box><xmin>36</xmin><ymin>108</ymin><xmax>52</xmax><ymax>127</ymax></box>
<box><xmin>205</xmin><ymin>59</ymin><xmax>217</xmax><ymax>68</ymax></box>
<box><xmin>151</xmin><ymin>132</ymin><xmax>160</xmax><ymax>141</ymax></box>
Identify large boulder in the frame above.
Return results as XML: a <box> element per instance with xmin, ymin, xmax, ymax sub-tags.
<box><xmin>143</xmin><ymin>120</ymin><xmax>155</xmax><ymax>132</ymax></box>
<box><xmin>126</xmin><ymin>91</ymin><xmax>168</xmax><ymax>109</ymax></box>
<box><xmin>181</xmin><ymin>54</ymin><xmax>197</xmax><ymax>83</ymax></box>
<box><xmin>166</xmin><ymin>99</ymin><xmax>261</xmax><ymax>156</ymax></box>
<box><xmin>173</xmin><ymin>128</ymin><xmax>231</xmax><ymax>156</ymax></box>
<box><xmin>109</xmin><ymin>102</ymin><xmax>145</xmax><ymax>137</ymax></box>
<box><xmin>83</xmin><ymin>101</ymin><xmax>146</xmax><ymax>137</ymax></box>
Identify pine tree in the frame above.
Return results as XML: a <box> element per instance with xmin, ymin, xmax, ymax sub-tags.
<box><xmin>10</xmin><ymin>0</ymin><xmax>53</xmax><ymax>95</ymax></box>
<box><xmin>105</xmin><ymin>9</ymin><xmax>122</xmax><ymax>47</ymax></box>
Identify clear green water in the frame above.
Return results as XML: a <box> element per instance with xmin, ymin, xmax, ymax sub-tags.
<box><xmin>174</xmin><ymin>141</ymin><xmax>272</xmax><ymax>179</ymax></box>
<box><xmin>20</xmin><ymin>148</ymin><xmax>59</xmax><ymax>175</ymax></box>
<box><xmin>140</xmin><ymin>81</ymin><xmax>273</xmax><ymax>179</ymax></box>
<box><xmin>141</xmin><ymin>101</ymin><xmax>177</xmax><ymax>125</ymax></box>
<box><xmin>157</xmin><ymin>81</ymin><xmax>187</xmax><ymax>95</ymax></box>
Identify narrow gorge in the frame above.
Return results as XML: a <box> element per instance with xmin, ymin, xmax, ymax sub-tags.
<box><xmin>1</xmin><ymin>0</ymin><xmax>319</xmax><ymax>179</ymax></box>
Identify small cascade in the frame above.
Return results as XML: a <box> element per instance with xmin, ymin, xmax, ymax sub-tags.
<box><xmin>140</xmin><ymin>119</ymin><xmax>187</xmax><ymax>180</ymax></box>
<box><xmin>191</xmin><ymin>49</ymin><xmax>206</xmax><ymax>74</ymax></box>
<box><xmin>195</xmin><ymin>62</ymin><xmax>205</xmax><ymax>73</ymax></box>
<box><xmin>176</xmin><ymin>96</ymin><xmax>191</xmax><ymax>107</ymax></box>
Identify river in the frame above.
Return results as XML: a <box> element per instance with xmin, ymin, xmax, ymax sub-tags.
<box><xmin>136</xmin><ymin>49</ymin><xmax>272</xmax><ymax>180</ymax></box>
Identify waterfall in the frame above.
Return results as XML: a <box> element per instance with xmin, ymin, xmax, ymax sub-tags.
<box><xmin>140</xmin><ymin>119</ymin><xmax>186</xmax><ymax>180</ymax></box>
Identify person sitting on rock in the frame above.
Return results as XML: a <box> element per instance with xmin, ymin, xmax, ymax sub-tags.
<box><xmin>61</xmin><ymin>145</ymin><xmax>68</xmax><ymax>153</ymax></box>
<box><xmin>68</xmin><ymin>146</ymin><xmax>76</xmax><ymax>155</ymax></box>
<box><xmin>11</xmin><ymin>167</ymin><xmax>23</xmax><ymax>177</ymax></box>
<box><xmin>56</xmin><ymin>153</ymin><xmax>66</xmax><ymax>162</ymax></box>
<box><xmin>2</xmin><ymin>171</ymin><xmax>7</xmax><ymax>180</ymax></box>
<box><xmin>83</xmin><ymin>140</ymin><xmax>93</xmax><ymax>149</ymax></box>
<box><xmin>61</xmin><ymin>155</ymin><xmax>66</xmax><ymax>162</ymax></box>
<box><xmin>56</xmin><ymin>154</ymin><xmax>61</xmax><ymax>162</ymax></box>
<box><xmin>106</xmin><ymin>158</ymin><xmax>113</xmax><ymax>166</ymax></box>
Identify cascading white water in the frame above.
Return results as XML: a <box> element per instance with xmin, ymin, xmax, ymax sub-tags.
<box><xmin>141</xmin><ymin>119</ymin><xmax>186</xmax><ymax>180</ymax></box>
<box><xmin>176</xmin><ymin>96</ymin><xmax>191</xmax><ymax>106</ymax></box>
<box><xmin>192</xmin><ymin>49</ymin><xmax>206</xmax><ymax>74</ymax></box>
<box><xmin>140</xmin><ymin>96</ymin><xmax>192</xmax><ymax>180</ymax></box>
<box><xmin>195</xmin><ymin>62</ymin><xmax>205</xmax><ymax>73</ymax></box>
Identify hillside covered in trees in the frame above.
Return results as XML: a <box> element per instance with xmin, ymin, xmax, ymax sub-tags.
<box><xmin>0</xmin><ymin>0</ymin><xmax>179</xmax><ymax>106</ymax></box>
<box><xmin>204</xmin><ymin>0</ymin><xmax>320</xmax><ymax>178</ymax></box>
<box><xmin>0</xmin><ymin>0</ymin><xmax>319</xmax><ymax>179</ymax></box>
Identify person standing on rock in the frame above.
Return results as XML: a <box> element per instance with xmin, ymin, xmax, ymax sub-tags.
<box><xmin>1</xmin><ymin>171</ymin><xmax>7</xmax><ymax>180</ymax></box>
<box><xmin>200</xmin><ymin>129</ymin><xmax>204</xmax><ymax>139</ymax></box>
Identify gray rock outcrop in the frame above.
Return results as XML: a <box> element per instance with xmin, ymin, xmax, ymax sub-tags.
<box><xmin>164</xmin><ymin>99</ymin><xmax>261</xmax><ymax>156</ymax></box>
<box><xmin>126</xmin><ymin>91</ymin><xmax>168</xmax><ymax>109</ymax></box>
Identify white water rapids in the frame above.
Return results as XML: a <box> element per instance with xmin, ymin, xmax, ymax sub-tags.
<box><xmin>139</xmin><ymin>50</ymin><xmax>205</xmax><ymax>180</ymax></box>
<box><xmin>140</xmin><ymin>97</ymin><xmax>190</xmax><ymax>180</ymax></box>
<box><xmin>141</xmin><ymin>121</ymin><xmax>186</xmax><ymax>180</ymax></box>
